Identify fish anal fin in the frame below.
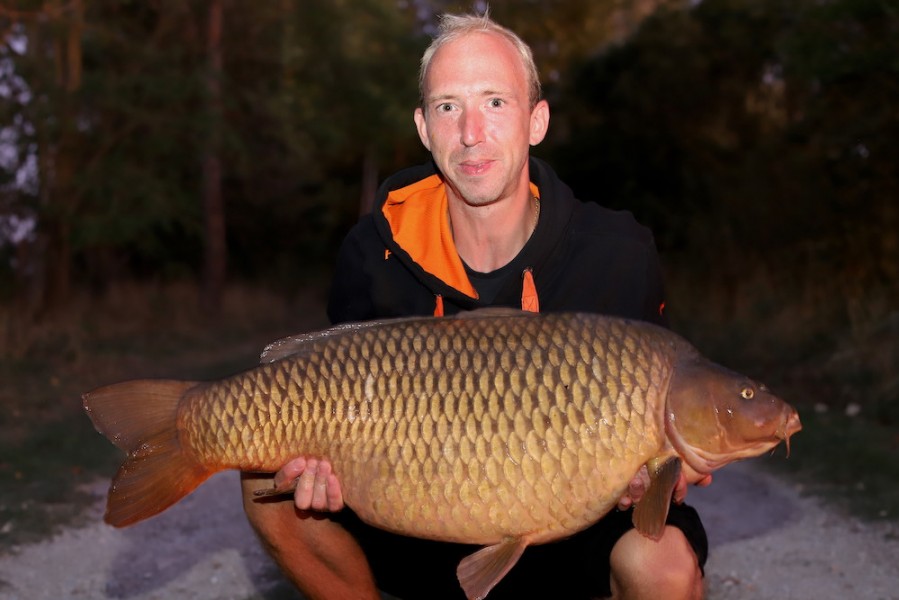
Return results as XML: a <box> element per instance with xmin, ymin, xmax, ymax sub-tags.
<box><xmin>632</xmin><ymin>456</ymin><xmax>681</xmax><ymax>541</ymax></box>
<box><xmin>457</xmin><ymin>537</ymin><xmax>528</xmax><ymax>600</ymax></box>
<box><xmin>253</xmin><ymin>476</ymin><xmax>299</xmax><ymax>497</ymax></box>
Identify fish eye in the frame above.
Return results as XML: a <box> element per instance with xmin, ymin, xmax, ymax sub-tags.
<box><xmin>740</xmin><ymin>387</ymin><xmax>754</xmax><ymax>400</ymax></box>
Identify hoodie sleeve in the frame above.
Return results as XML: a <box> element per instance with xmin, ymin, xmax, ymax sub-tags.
<box><xmin>642</xmin><ymin>235</ymin><xmax>669</xmax><ymax>328</ymax></box>
<box><xmin>326</xmin><ymin>218</ymin><xmax>377</xmax><ymax>325</ymax></box>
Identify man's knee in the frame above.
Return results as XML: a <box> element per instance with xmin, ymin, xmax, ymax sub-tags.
<box><xmin>240</xmin><ymin>471</ymin><xmax>315</xmax><ymax>552</ymax></box>
<box><xmin>239</xmin><ymin>471</ymin><xmax>380</xmax><ymax>599</ymax></box>
<box><xmin>609</xmin><ymin>526</ymin><xmax>703</xmax><ymax>600</ymax></box>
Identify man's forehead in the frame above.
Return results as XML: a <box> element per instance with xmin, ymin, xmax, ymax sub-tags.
<box><xmin>423</xmin><ymin>32</ymin><xmax>526</xmax><ymax>97</ymax></box>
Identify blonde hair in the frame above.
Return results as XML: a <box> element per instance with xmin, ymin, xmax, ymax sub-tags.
<box><xmin>418</xmin><ymin>12</ymin><xmax>542</xmax><ymax>108</ymax></box>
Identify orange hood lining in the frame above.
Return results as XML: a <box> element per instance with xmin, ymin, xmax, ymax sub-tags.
<box><xmin>382</xmin><ymin>176</ymin><xmax>540</xmax><ymax>299</ymax></box>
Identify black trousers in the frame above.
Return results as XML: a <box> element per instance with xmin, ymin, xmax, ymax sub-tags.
<box><xmin>335</xmin><ymin>502</ymin><xmax>708</xmax><ymax>599</ymax></box>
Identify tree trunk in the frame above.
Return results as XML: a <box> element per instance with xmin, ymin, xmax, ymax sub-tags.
<box><xmin>359</xmin><ymin>146</ymin><xmax>378</xmax><ymax>216</ymax></box>
<box><xmin>34</xmin><ymin>0</ymin><xmax>83</xmax><ymax>314</ymax></box>
<box><xmin>201</xmin><ymin>0</ymin><xmax>226</xmax><ymax>315</ymax></box>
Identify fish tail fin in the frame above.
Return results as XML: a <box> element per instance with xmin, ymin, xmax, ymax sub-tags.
<box><xmin>83</xmin><ymin>379</ymin><xmax>213</xmax><ymax>527</ymax></box>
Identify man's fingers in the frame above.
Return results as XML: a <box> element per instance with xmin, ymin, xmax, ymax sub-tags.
<box><xmin>617</xmin><ymin>470</ymin><xmax>648</xmax><ymax>510</ymax></box>
<box><xmin>325</xmin><ymin>473</ymin><xmax>344</xmax><ymax>512</ymax></box>
<box><xmin>673</xmin><ymin>471</ymin><xmax>689</xmax><ymax>504</ymax></box>
<box><xmin>273</xmin><ymin>457</ymin><xmax>307</xmax><ymax>491</ymax></box>
<box><xmin>695</xmin><ymin>474</ymin><xmax>713</xmax><ymax>487</ymax></box>
<box><xmin>308</xmin><ymin>460</ymin><xmax>331</xmax><ymax>511</ymax></box>
<box><xmin>615</xmin><ymin>466</ymin><xmax>713</xmax><ymax>510</ymax></box>
<box><xmin>294</xmin><ymin>457</ymin><xmax>320</xmax><ymax>510</ymax></box>
<box><xmin>291</xmin><ymin>458</ymin><xmax>345</xmax><ymax>512</ymax></box>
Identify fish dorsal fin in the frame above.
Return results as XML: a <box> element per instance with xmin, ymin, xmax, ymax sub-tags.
<box><xmin>261</xmin><ymin>322</ymin><xmax>361</xmax><ymax>363</ymax></box>
<box><xmin>261</xmin><ymin>309</ymin><xmax>536</xmax><ymax>363</ymax></box>
<box><xmin>454</xmin><ymin>307</ymin><xmax>534</xmax><ymax>319</ymax></box>
<box><xmin>632</xmin><ymin>456</ymin><xmax>681</xmax><ymax>540</ymax></box>
<box><xmin>457</xmin><ymin>537</ymin><xmax>529</xmax><ymax>600</ymax></box>
<box><xmin>260</xmin><ymin>316</ymin><xmax>442</xmax><ymax>363</ymax></box>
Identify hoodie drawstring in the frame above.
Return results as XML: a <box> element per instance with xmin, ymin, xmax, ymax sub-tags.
<box><xmin>521</xmin><ymin>269</ymin><xmax>539</xmax><ymax>313</ymax></box>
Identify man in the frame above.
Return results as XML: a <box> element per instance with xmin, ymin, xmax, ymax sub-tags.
<box><xmin>241</xmin><ymin>12</ymin><xmax>708</xmax><ymax>600</ymax></box>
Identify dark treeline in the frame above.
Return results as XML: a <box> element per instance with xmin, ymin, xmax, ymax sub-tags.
<box><xmin>0</xmin><ymin>0</ymin><xmax>428</xmax><ymax>309</ymax></box>
<box><xmin>553</xmin><ymin>0</ymin><xmax>898</xmax><ymax>300</ymax></box>
<box><xmin>1</xmin><ymin>1</ymin><xmax>896</xmax><ymax>414</ymax></box>
<box><xmin>551</xmin><ymin>0</ymin><xmax>898</xmax><ymax>422</ymax></box>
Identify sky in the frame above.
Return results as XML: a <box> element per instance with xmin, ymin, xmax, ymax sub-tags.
<box><xmin>1</xmin><ymin>24</ymin><xmax>36</xmax><ymax>248</ymax></box>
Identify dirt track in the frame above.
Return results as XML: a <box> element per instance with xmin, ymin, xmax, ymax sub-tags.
<box><xmin>1</xmin><ymin>461</ymin><xmax>897</xmax><ymax>599</ymax></box>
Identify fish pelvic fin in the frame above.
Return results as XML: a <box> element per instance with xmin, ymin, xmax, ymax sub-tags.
<box><xmin>632</xmin><ymin>456</ymin><xmax>681</xmax><ymax>541</ymax></box>
<box><xmin>457</xmin><ymin>537</ymin><xmax>529</xmax><ymax>600</ymax></box>
<box><xmin>82</xmin><ymin>380</ymin><xmax>212</xmax><ymax>528</ymax></box>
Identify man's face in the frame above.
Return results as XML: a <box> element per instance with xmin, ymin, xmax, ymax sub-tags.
<box><xmin>414</xmin><ymin>32</ymin><xmax>549</xmax><ymax>207</ymax></box>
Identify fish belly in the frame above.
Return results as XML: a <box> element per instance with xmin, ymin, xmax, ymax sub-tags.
<box><xmin>180</xmin><ymin>313</ymin><xmax>675</xmax><ymax>544</ymax></box>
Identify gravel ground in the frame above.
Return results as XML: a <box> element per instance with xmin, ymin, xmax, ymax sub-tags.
<box><xmin>1</xmin><ymin>460</ymin><xmax>897</xmax><ymax>600</ymax></box>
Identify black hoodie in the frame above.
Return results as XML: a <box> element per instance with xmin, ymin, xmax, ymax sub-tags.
<box><xmin>327</xmin><ymin>156</ymin><xmax>667</xmax><ymax>327</ymax></box>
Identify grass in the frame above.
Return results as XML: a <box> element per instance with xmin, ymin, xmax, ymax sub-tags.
<box><xmin>762</xmin><ymin>406</ymin><xmax>899</xmax><ymax>521</ymax></box>
<box><xmin>665</xmin><ymin>260</ymin><xmax>899</xmax><ymax>523</ymax></box>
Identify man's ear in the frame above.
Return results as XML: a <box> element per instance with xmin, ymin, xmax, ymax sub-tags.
<box><xmin>413</xmin><ymin>107</ymin><xmax>431</xmax><ymax>151</ymax></box>
<box><xmin>529</xmin><ymin>99</ymin><xmax>550</xmax><ymax>146</ymax></box>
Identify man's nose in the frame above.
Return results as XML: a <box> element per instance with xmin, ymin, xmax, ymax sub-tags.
<box><xmin>460</xmin><ymin>109</ymin><xmax>485</xmax><ymax>147</ymax></box>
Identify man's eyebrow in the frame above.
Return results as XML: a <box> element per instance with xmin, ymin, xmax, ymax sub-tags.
<box><xmin>425</xmin><ymin>93</ymin><xmax>457</xmax><ymax>104</ymax></box>
<box><xmin>425</xmin><ymin>89</ymin><xmax>511</xmax><ymax>104</ymax></box>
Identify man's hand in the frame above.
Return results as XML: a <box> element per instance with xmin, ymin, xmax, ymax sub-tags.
<box><xmin>274</xmin><ymin>457</ymin><xmax>345</xmax><ymax>512</ymax></box>
<box><xmin>616</xmin><ymin>465</ymin><xmax>713</xmax><ymax>511</ymax></box>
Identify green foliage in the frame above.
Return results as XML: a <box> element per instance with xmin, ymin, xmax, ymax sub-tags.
<box><xmin>3</xmin><ymin>0</ymin><xmax>895</xmax><ymax>403</ymax></box>
<box><xmin>1</xmin><ymin>1</ymin><xmax>427</xmax><ymax>296</ymax></box>
<box><xmin>219</xmin><ymin>0</ymin><xmax>427</xmax><ymax>284</ymax></box>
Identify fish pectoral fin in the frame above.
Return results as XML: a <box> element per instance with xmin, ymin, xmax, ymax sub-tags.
<box><xmin>456</xmin><ymin>537</ymin><xmax>528</xmax><ymax>600</ymax></box>
<box><xmin>632</xmin><ymin>456</ymin><xmax>681</xmax><ymax>541</ymax></box>
<box><xmin>252</xmin><ymin>477</ymin><xmax>298</xmax><ymax>498</ymax></box>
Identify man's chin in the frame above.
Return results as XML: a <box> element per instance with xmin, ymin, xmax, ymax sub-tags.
<box><xmin>447</xmin><ymin>180</ymin><xmax>503</xmax><ymax>207</ymax></box>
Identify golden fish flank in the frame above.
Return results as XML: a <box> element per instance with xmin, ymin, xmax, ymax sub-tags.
<box><xmin>84</xmin><ymin>309</ymin><xmax>801</xmax><ymax>600</ymax></box>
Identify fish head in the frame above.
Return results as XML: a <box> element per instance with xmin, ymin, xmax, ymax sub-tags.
<box><xmin>665</xmin><ymin>356</ymin><xmax>801</xmax><ymax>474</ymax></box>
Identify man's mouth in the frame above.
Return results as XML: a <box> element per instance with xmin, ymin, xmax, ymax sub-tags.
<box><xmin>458</xmin><ymin>159</ymin><xmax>494</xmax><ymax>176</ymax></box>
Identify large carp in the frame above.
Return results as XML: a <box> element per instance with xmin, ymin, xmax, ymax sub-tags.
<box><xmin>84</xmin><ymin>309</ymin><xmax>800</xmax><ymax>600</ymax></box>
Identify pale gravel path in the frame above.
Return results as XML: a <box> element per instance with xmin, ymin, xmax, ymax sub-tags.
<box><xmin>1</xmin><ymin>461</ymin><xmax>897</xmax><ymax>600</ymax></box>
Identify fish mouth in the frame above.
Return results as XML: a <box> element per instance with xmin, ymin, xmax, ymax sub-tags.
<box><xmin>776</xmin><ymin>408</ymin><xmax>802</xmax><ymax>457</ymax></box>
<box><xmin>666</xmin><ymin>406</ymin><xmax>803</xmax><ymax>473</ymax></box>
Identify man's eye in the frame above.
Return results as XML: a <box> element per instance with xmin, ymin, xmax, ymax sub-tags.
<box><xmin>489</xmin><ymin>98</ymin><xmax>504</xmax><ymax>108</ymax></box>
<box><xmin>438</xmin><ymin>103</ymin><xmax>453</xmax><ymax>112</ymax></box>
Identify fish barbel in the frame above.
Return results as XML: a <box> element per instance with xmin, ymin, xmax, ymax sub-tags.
<box><xmin>83</xmin><ymin>309</ymin><xmax>801</xmax><ymax>599</ymax></box>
